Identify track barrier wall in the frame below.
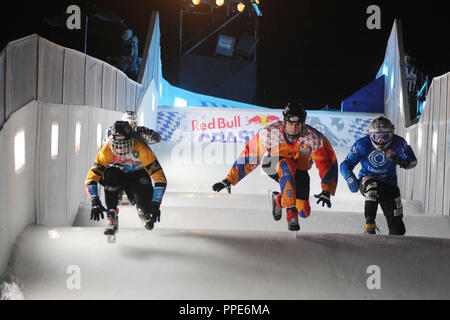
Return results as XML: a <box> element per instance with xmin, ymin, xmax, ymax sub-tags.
<box><xmin>378</xmin><ymin>20</ymin><xmax>450</xmax><ymax>216</ymax></box>
<box><xmin>0</xmin><ymin>12</ymin><xmax>164</xmax><ymax>275</ymax></box>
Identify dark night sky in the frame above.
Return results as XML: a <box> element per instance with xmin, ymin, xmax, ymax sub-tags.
<box><xmin>1</xmin><ymin>0</ymin><xmax>449</xmax><ymax>109</ymax></box>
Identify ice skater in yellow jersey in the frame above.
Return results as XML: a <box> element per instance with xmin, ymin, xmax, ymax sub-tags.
<box><xmin>85</xmin><ymin>121</ymin><xmax>167</xmax><ymax>238</ymax></box>
<box><xmin>212</xmin><ymin>103</ymin><xmax>338</xmax><ymax>231</ymax></box>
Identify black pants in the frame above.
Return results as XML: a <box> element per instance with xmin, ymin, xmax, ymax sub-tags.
<box><xmin>100</xmin><ymin>167</ymin><xmax>154</xmax><ymax>214</ymax></box>
<box><xmin>362</xmin><ymin>180</ymin><xmax>406</xmax><ymax>236</ymax></box>
<box><xmin>262</xmin><ymin>156</ymin><xmax>310</xmax><ymax>200</ymax></box>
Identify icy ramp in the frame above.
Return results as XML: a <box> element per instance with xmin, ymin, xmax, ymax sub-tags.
<box><xmin>4</xmin><ymin>225</ymin><xmax>450</xmax><ymax>300</ymax></box>
<box><xmin>75</xmin><ymin>192</ymin><xmax>450</xmax><ymax>238</ymax></box>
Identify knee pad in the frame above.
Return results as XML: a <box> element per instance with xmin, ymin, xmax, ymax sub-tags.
<box><xmin>359</xmin><ymin>176</ymin><xmax>379</xmax><ymax>198</ymax></box>
<box><xmin>138</xmin><ymin>176</ymin><xmax>152</xmax><ymax>185</ymax></box>
<box><xmin>262</xmin><ymin>156</ymin><xmax>279</xmax><ymax>179</ymax></box>
<box><xmin>394</xmin><ymin>196</ymin><xmax>403</xmax><ymax>217</ymax></box>
<box><xmin>103</xmin><ymin>166</ymin><xmax>123</xmax><ymax>190</ymax></box>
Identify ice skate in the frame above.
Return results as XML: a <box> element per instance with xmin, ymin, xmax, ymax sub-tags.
<box><xmin>137</xmin><ymin>208</ymin><xmax>155</xmax><ymax>231</ymax></box>
<box><xmin>287</xmin><ymin>208</ymin><xmax>300</xmax><ymax>231</ymax></box>
<box><xmin>268</xmin><ymin>190</ymin><xmax>282</xmax><ymax>221</ymax></box>
<box><xmin>364</xmin><ymin>223</ymin><xmax>380</xmax><ymax>235</ymax></box>
<box><xmin>288</xmin><ymin>216</ymin><xmax>300</xmax><ymax>231</ymax></box>
<box><xmin>104</xmin><ymin>209</ymin><xmax>119</xmax><ymax>243</ymax></box>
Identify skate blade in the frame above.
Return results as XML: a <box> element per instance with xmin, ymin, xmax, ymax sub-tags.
<box><xmin>267</xmin><ymin>189</ymin><xmax>273</xmax><ymax>209</ymax></box>
<box><xmin>107</xmin><ymin>235</ymin><xmax>116</xmax><ymax>243</ymax></box>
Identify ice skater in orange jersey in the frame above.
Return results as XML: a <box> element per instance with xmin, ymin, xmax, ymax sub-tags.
<box><xmin>212</xmin><ymin>103</ymin><xmax>338</xmax><ymax>231</ymax></box>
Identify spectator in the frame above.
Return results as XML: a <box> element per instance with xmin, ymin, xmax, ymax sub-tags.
<box><xmin>115</xmin><ymin>29</ymin><xmax>142</xmax><ymax>79</ymax></box>
<box><xmin>404</xmin><ymin>51</ymin><xmax>425</xmax><ymax>121</ymax></box>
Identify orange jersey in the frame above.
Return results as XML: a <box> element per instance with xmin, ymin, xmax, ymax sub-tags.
<box><xmin>226</xmin><ymin>121</ymin><xmax>338</xmax><ymax>195</ymax></box>
<box><xmin>85</xmin><ymin>139</ymin><xmax>166</xmax><ymax>185</ymax></box>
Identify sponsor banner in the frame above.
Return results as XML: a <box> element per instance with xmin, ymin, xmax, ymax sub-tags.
<box><xmin>157</xmin><ymin>108</ymin><xmax>282</xmax><ymax>144</ymax></box>
<box><xmin>157</xmin><ymin>107</ymin><xmax>380</xmax><ymax>148</ymax></box>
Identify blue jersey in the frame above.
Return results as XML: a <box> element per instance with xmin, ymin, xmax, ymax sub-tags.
<box><xmin>340</xmin><ymin>135</ymin><xmax>416</xmax><ymax>186</ymax></box>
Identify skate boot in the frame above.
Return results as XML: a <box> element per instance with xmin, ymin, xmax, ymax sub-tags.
<box><xmin>137</xmin><ymin>208</ymin><xmax>155</xmax><ymax>231</ymax></box>
<box><xmin>364</xmin><ymin>223</ymin><xmax>379</xmax><ymax>235</ymax></box>
<box><xmin>143</xmin><ymin>212</ymin><xmax>156</xmax><ymax>231</ymax></box>
<box><xmin>287</xmin><ymin>208</ymin><xmax>300</xmax><ymax>231</ymax></box>
<box><xmin>104</xmin><ymin>209</ymin><xmax>119</xmax><ymax>242</ymax></box>
<box><xmin>271</xmin><ymin>191</ymin><xmax>282</xmax><ymax>221</ymax></box>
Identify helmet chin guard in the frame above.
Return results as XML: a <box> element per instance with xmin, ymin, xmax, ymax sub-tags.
<box><xmin>110</xmin><ymin>121</ymin><xmax>134</xmax><ymax>156</ymax></box>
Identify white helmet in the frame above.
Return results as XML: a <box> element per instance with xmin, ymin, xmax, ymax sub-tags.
<box><xmin>122</xmin><ymin>111</ymin><xmax>137</xmax><ymax>122</ymax></box>
<box><xmin>369</xmin><ymin>116</ymin><xmax>395</xmax><ymax>150</ymax></box>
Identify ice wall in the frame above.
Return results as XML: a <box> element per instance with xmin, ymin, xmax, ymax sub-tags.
<box><xmin>377</xmin><ymin>20</ymin><xmax>450</xmax><ymax>216</ymax></box>
<box><xmin>0</xmin><ymin>13</ymin><xmax>163</xmax><ymax>275</ymax></box>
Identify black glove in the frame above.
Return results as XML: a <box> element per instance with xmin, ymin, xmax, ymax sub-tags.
<box><xmin>387</xmin><ymin>153</ymin><xmax>410</xmax><ymax>169</ymax></box>
<box><xmin>212</xmin><ymin>179</ymin><xmax>232</xmax><ymax>193</ymax></box>
<box><xmin>314</xmin><ymin>191</ymin><xmax>331</xmax><ymax>208</ymax></box>
<box><xmin>395</xmin><ymin>157</ymin><xmax>410</xmax><ymax>169</ymax></box>
<box><xmin>150</xmin><ymin>201</ymin><xmax>161</xmax><ymax>222</ymax></box>
<box><xmin>91</xmin><ymin>197</ymin><xmax>106</xmax><ymax>221</ymax></box>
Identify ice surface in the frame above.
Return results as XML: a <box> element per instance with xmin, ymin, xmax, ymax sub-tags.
<box><xmin>3</xmin><ymin>224</ymin><xmax>450</xmax><ymax>300</ymax></box>
<box><xmin>3</xmin><ymin>192</ymin><xmax>450</xmax><ymax>299</ymax></box>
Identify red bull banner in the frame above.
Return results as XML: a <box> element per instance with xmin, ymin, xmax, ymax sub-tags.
<box><xmin>156</xmin><ymin>106</ymin><xmax>381</xmax><ymax>147</ymax></box>
<box><xmin>157</xmin><ymin>107</ymin><xmax>282</xmax><ymax>143</ymax></box>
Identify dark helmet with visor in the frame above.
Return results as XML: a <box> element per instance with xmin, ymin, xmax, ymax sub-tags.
<box><xmin>110</xmin><ymin>121</ymin><xmax>134</xmax><ymax>156</ymax></box>
<box><xmin>369</xmin><ymin>116</ymin><xmax>395</xmax><ymax>150</ymax></box>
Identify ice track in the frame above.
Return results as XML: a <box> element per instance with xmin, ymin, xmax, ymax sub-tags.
<box><xmin>3</xmin><ymin>193</ymin><xmax>450</xmax><ymax>299</ymax></box>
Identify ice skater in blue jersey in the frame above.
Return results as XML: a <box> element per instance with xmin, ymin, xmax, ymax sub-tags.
<box><xmin>340</xmin><ymin>117</ymin><xmax>417</xmax><ymax>235</ymax></box>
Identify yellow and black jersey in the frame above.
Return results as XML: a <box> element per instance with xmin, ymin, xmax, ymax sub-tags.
<box><xmin>85</xmin><ymin>139</ymin><xmax>166</xmax><ymax>185</ymax></box>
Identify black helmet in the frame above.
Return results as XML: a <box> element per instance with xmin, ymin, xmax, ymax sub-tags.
<box><xmin>283</xmin><ymin>102</ymin><xmax>307</xmax><ymax>123</ymax></box>
<box><xmin>110</xmin><ymin>121</ymin><xmax>133</xmax><ymax>156</ymax></box>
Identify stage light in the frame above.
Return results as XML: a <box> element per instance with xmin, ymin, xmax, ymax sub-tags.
<box><xmin>251</xmin><ymin>2</ymin><xmax>262</xmax><ymax>16</ymax></box>
<box><xmin>216</xmin><ymin>0</ymin><xmax>224</xmax><ymax>7</ymax></box>
<box><xmin>237</xmin><ymin>2</ymin><xmax>245</xmax><ymax>12</ymax></box>
<box><xmin>192</xmin><ymin>0</ymin><xmax>200</xmax><ymax>5</ymax></box>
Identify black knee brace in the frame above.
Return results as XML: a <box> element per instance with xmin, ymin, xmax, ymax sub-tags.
<box><xmin>103</xmin><ymin>166</ymin><xmax>123</xmax><ymax>191</ymax></box>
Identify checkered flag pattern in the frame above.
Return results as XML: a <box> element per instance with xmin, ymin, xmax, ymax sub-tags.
<box><xmin>157</xmin><ymin>111</ymin><xmax>187</xmax><ymax>142</ymax></box>
<box><xmin>348</xmin><ymin>118</ymin><xmax>372</xmax><ymax>140</ymax></box>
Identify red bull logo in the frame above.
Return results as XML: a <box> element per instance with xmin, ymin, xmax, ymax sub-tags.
<box><xmin>247</xmin><ymin>115</ymin><xmax>280</xmax><ymax>127</ymax></box>
<box><xmin>192</xmin><ymin>116</ymin><xmax>241</xmax><ymax>131</ymax></box>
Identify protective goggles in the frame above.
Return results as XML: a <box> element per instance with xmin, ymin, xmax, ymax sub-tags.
<box><xmin>371</xmin><ymin>133</ymin><xmax>392</xmax><ymax>144</ymax></box>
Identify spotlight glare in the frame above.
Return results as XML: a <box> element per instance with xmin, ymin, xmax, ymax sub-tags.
<box><xmin>192</xmin><ymin>0</ymin><xmax>200</xmax><ymax>5</ymax></box>
<box><xmin>237</xmin><ymin>2</ymin><xmax>245</xmax><ymax>12</ymax></box>
<box><xmin>216</xmin><ymin>0</ymin><xmax>224</xmax><ymax>6</ymax></box>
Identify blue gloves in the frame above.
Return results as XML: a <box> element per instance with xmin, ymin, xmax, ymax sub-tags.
<box><xmin>346</xmin><ymin>174</ymin><xmax>359</xmax><ymax>193</ymax></box>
